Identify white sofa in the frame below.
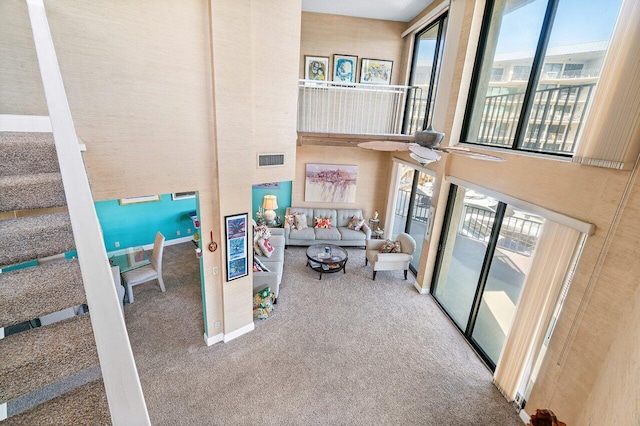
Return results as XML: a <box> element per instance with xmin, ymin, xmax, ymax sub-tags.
<box><xmin>284</xmin><ymin>207</ymin><xmax>371</xmax><ymax>247</ymax></box>
<box><xmin>253</xmin><ymin>228</ymin><xmax>285</xmax><ymax>302</ymax></box>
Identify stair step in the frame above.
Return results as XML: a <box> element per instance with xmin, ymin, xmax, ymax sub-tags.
<box><xmin>1</xmin><ymin>379</ymin><xmax>110</xmax><ymax>425</ymax></box>
<box><xmin>0</xmin><ymin>313</ymin><xmax>99</xmax><ymax>403</ymax></box>
<box><xmin>0</xmin><ymin>132</ymin><xmax>59</xmax><ymax>177</ymax></box>
<box><xmin>0</xmin><ymin>212</ymin><xmax>75</xmax><ymax>268</ymax></box>
<box><xmin>0</xmin><ymin>259</ymin><xmax>85</xmax><ymax>328</ymax></box>
<box><xmin>0</xmin><ymin>172</ymin><xmax>66</xmax><ymax>212</ymax></box>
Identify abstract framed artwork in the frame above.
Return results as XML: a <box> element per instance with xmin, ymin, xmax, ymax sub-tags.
<box><xmin>305</xmin><ymin>163</ymin><xmax>358</xmax><ymax>203</ymax></box>
<box><xmin>304</xmin><ymin>55</ymin><xmax>329</xmax><ymax>81</ymax></box>
<box><xmin>333</xmin><ymin>54</ymin><xmax>357</xmax><ymax>83</ymax></box>
<box><xmin>360</xmin><ymin>58</ymin><xmax>393</xmax><ymax>85</ymax></box>
<box><xmin>252</xmin><ymin>182</ymin><xmax>281</xmax><ymax>189</ymax></box>
<box><xmin>224</xmin><ymin>213</ymin><xmax>248</xmax><ymax>282</ymax></box>
<box><xmin>119</xmin><ymin>195</ymin><xmax>161</xmax><ymax>205</ymax></box>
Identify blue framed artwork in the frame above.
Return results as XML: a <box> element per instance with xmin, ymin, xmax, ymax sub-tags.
<box><xmin>333</xmin><ymin>54</ymin><xmax>357</xmax><ymax>83</ymax></box>
<box><xmin>225</xmin><ymin>213</ymin><xmax>248</xmax><ymax>281</ymax></box>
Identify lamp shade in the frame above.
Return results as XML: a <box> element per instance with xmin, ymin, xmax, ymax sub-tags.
<box><xmin>262</xmin><ymin>195</ymin><xmax>278</xmax><ymax>210</ymax></box>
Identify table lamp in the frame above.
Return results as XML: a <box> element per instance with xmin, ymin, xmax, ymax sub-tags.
<box><xmin>262</xmin><ymin>195</ymin><xmax>278</xmax><ymax>223</ymax></box>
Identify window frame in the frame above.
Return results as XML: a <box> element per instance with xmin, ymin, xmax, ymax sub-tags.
<box><xmin>402</xmin><ymin>11</ymin><xmax>448</xmax><ymax>134</ymax></box>
<box><xmin>460</xmin><ymin>0</ymin><xmax>569</xmax><ymax>157</ymax></box>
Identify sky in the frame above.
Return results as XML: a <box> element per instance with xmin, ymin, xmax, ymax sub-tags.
<box><xmin>496</xmin><ymin>0</ymin><xmax>622</xmax><ymax>53</ymax></box>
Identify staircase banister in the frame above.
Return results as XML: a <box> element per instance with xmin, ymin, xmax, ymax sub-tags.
<box><xmin>26</xmin><ymin>1</ymin><xmax>150</xmax><ymax>424</ymax></box>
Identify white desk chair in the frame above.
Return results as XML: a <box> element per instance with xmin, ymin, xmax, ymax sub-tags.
<box><xmin>122</xmin><ymin>232</ymin><xmax>166</xmax><ymax>303</ymax></box>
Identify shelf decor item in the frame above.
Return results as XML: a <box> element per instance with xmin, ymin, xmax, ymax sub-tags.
<box><xmin>225</xmin><ymin>213</ymin><xmax>248</xmax><ymax>282</ymax></box>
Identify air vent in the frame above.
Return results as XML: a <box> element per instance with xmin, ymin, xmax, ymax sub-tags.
<box><xmin>257</xmin><ymin>153</ymin><xmax>285</xmax><ymax>168</ymax></box>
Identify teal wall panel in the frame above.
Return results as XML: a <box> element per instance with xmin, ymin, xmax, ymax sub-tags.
<box><xmin>251</xmin><ymin>181</ymin><xmax>292</xmax><ymax>224</ymax></box>
<box><xmin>96</xmin><ymin>193</ymin><xmax>197</xmax><ymax>251</ymax></box>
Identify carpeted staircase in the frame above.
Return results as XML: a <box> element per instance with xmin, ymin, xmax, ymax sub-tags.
<box><xmin>0</xmin><ymin>132</ymin><xmax>111</xmax><ymax>424</ymax></box>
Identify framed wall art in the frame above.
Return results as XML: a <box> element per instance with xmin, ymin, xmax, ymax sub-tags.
<box><xmin>360</xmin><ymin>58</ymin><xmax>393</xmax><ymax>85</ymax></box>
<box><xmin>224</xmin><ymin>213</ymin><xmax>248</xmax><ymax>282</ymax></box>
<box><xmin>333</xmin><ymin>54</ymin><xmax>357</xmax><ymax>83</ymax></box>
<box><xmin>304</xmin><ymin>55</ymin><xmax>329</xmax><ymax>81</ymax></box>
<box><xmin>119</xmin><ymin>195</ymin><xmax>161</xmax><ymax>205</ymax></box>
<box><xmin>305</xmin><ymin>163</ymin><xmax>358</xmax><ymax>203</ymax></box>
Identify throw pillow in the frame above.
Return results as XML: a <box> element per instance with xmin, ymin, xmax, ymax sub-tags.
<box><xmin>284</xmin><ymin>213</ymin><xmax>297</xmax><ymax>229</ymax></box>
<box><xmin>257</xmin><ymin>238</ymin><xmax>274</xmax><ymax>258</ymax></box>
<box><xmin>254</xmin><ymin>224</ymin><xmax>271</xmax><ymax>242</ymax></box>
<box><xmin>347</xmin><ymin>215</ymin><xmax>365</xmax><ymax>231</ymax></box>
<box><xmin>379</xmin><ymin>239</ymin><xmax>402</xmax><ymax>253</ymax></box>
<box><xmin>254</xmin><ymin>240</ymin><xmax>263</xmax><ymax>256</ymax></box>
<box><xmin>294</xmin><ymin>213</ymin><xmax>308</xmax><ymax>230</ymax></box>
<box><xmin>254</xmin><ymin>257</ymin><xmax>270</xmax><ymax>272</ymax></box>
<box><xmin>314</xmin><ymin>217</ymin><xmax>332</xmax><ymax>229</ymax></box>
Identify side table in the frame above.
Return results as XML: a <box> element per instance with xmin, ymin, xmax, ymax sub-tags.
<box><xmin>369</xmin><ymin>218</ymin><xmax>380</xmax><ymax>231</ymax></box>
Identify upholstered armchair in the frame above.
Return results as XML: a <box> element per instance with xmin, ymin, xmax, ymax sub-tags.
<box><xmin>365</xmin><ymin>232</ymin><xmax>417</xmax><ymax>280</ymax></box>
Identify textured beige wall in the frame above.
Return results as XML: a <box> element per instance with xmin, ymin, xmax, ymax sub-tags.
<box><xmin>251</xmin><ymin>1</ymin><xmax>300</xmax><ymax>185</ymax></box>
<box><xmin>293</xmin><ymin>146</ymin><xmax>391</xmax><ymax>222</ymax></box>
<box><xmin>300</xmin><ymin>12</ymin><xmax>407</xmax><ymax>85</ymax></box>
<box><xmin>575</xmin><ymin>170</ymin><xmax>640</xmax><ymax>425</ymax></box>
<box><xmin>0</xmin><ymin>0</ymin><xmax>301</xmax><ymax>340</ymax></box>
<box><xmin>0</xmin><ymin>0</ymin><xmax>222</xmax><ymax>334</ymax></box>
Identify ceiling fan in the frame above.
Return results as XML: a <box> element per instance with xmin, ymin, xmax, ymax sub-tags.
<box><xmin>357</xmin><ymin>125</ymin><xmax>506</xmax><ymax>165</ymax></box>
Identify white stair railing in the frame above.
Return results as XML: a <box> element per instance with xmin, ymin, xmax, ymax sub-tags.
<box><xmin>297</xmin><ymin>79</ymin><xmax>419</xmax><ymax>135</ymax></box>
<box><xmin>26</xmin><ymin>1</ymin><xmax>150</xmax><ymax>424</ymax></box>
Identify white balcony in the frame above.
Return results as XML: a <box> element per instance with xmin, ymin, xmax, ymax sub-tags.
<box><xmin>297</xmin><ymin>80</ymin><xmax>421</xmax><ymax>136</ymax></box>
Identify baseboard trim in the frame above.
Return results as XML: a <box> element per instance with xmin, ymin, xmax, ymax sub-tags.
<box><xmin>204</xmin><ymin>332</ymin><xmax>224</xmax><ymax>346</ymax></box>
<box><xmin>414</xmin><ymin>281</ymin><xmax>429</xmax><ymax>294</ymax></box>
<box><xmin>519</xmin><ymin>409</ymin><xmax>530</xmax><ymax>424</ymax></box>
<box><xmin>223</xmin><ymin>322</ymin><xmax>255</xmax><ymax>343</ymax></box>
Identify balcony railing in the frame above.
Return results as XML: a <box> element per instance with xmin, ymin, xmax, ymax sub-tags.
<box><xmin>477</xmin><ymin>83</ymin><xmax>596</xmax><ymax>153</ymax></box>
<box><xmin>458</xmin><ymin>205</ymin><xmax>542</xmax><ymax>256</ymax></box>
<box><xmin>297</xmin><ymin>79</ymin><xmax>423</xmax><ymax>135</ymax></box>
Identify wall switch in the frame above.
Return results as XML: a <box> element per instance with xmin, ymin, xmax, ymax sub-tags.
<box><xmin>187</xmin><ymin>228</ymin><xmax>191</xmax><ymax>234</ymax></box>
<box><xmin>176</xmin><ymin>230</ymin><xmax>181</xmax><ymax>236</ymax></box>
<box><xmin>213</xmin><ymin>266</ymin><xmax>219</xmax><ymax>275</ymax></box>
<box><xmin>114</xmin><ymin>241</ymin><xmax>120</xmax><ymax>248</ymax></box>
<box><xmin>214</xmin><ymin>321</ymin><xmax>220</xmax><ymax>330</ymax></box>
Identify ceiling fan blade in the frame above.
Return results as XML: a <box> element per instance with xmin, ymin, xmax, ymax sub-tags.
<box><xmin>409</xmin><ymin>144</ymin><xmax>441</xmax><ymax>162</ymax></box>
<box><xmin>357</xmin><ymin>141</ymin><xmax>411</xmax><ymax>151</ymax></box>
<box><xmin>440</xmin><ymin>148</ymin><xmax>506</xmax><ymax>162</ymax></box>
<box><xmin>435</xmin><ymin>145</ymin><xmax>470</xmax><ymax>152</ymax></box>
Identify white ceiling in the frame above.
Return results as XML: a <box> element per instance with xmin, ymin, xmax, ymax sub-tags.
<box><xmin>301</xmin><ymin>0</ymin><xmax>436</xmax><ymax>23</ymax></box>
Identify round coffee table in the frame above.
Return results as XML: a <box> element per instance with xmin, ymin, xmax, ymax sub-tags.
<box><xmin>306</xmin><ymin>244</ymin><xmax>348</xmax><ymax>280</ymax></box>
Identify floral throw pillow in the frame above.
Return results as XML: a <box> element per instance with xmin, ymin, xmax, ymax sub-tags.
<box><xmin>294</xmin><ymin>214</ymin><xmax>308</xmax><ymax>230</ymax></box>
<box><xmin>254</xmin><ymin>224</ymin><xmax>271</xmax><ymax>242</ymax></box>
<box><xmin>347</xmin><ymin>215</ymin><xmax>365</xmax><ymax>231</ymax></box>
<box><xmin>257</xmin><ymin>237</ymin><xmax>274</xmax><ymax>258</ymax></box>
<box><xmin>314</xmin><ymin>217</ymin><xmax>332</xmax><ymax>229</ymax></box>
<box><xmin>379</xmin><ymin>239</ymin><xmax>402</xmax><ymax>253</ymax></box>
<box><xmin>284</xmin><ymin>213</ymin><xmax>297</xmax><ymax>229</ymax></box>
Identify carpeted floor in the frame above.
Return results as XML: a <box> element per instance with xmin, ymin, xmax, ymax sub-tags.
<box><xmin>125</xmin><ymin>242</ymin><xmax>522</xmax><ymax>425</ymax></box>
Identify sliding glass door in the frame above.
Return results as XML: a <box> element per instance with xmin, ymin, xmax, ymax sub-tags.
<box><xmin>432</xmin><ymin>185</ymin><xmax>544</xmax><ymax>368</ymax></box>
<box><xmin>392</xmin><ymin>164</ymin><xmax>435</xmax><ymax>273</ymax></box>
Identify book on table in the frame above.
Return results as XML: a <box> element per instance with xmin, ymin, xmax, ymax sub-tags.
<box><xmin>309</xmin><ymin>260</ymin><xmax>320</xmax><ymax>268</ymax></box>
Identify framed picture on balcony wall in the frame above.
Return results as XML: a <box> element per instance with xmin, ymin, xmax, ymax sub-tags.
<box><xmin>360</xmin><ymin>58</ymin><xmax>393</xmax><ymax>85</ymax></box>
<box><xmin>333</xmin><ymin>54</ymin><xmax>357</xmax><ymax>83</ymax></box>
<box><xmin>304</xmin><ymin>55</ymin><xmax>329</xmax><ymax>81</ymax></box>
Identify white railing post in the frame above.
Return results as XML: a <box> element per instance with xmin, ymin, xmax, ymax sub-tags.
<box><xmin>26</xmin><ymin>1</ymin><xmax>150</xmax><ymax>424</ymax></box>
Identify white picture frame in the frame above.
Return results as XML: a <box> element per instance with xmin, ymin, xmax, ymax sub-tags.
<box><xmin>119</xmin><ymin>195</ymin><xmax>161</xmax><ymax>205</ymax></box>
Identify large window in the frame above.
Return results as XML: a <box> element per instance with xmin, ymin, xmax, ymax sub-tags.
<box><xmin>404</xmin><ymin>13</ymin><xmax>448</xmax><ymax>135</ymax></box>
<box><xmin>462</xmin><ymin>0</ymin><xmax>622</xmax><ymax>155</ymax></box>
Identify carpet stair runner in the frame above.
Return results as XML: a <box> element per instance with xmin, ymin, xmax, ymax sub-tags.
<box><xmin>0</xmin><ymin>131</ymin><xmax>111</xmax><ymax>423</ymax></box>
